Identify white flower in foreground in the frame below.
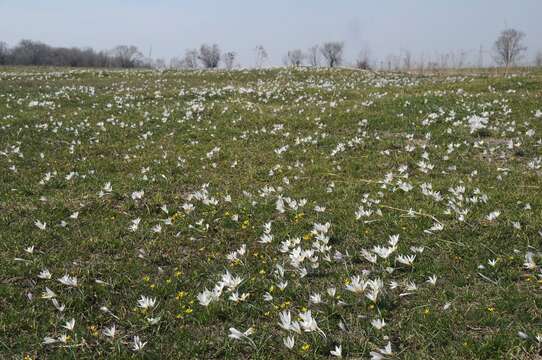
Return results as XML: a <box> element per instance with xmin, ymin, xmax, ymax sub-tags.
<box><xmin>132</xmin><ymin>336</ymin><xmax>147</xmax><ymax>351</ymax></box>
<box><xmin>34</xmin><ymin>220</ymin><xmax>47</xmax><ymax>230</ymax></box>
<box><xmin>468</xmin><ymin>115</ymin><xmax>488</xmax><ymax>133</ymax></box>
<box><xmin>330</xmin><ymin>344</ymin><xmax>342</xmax><ymax>357</ymax></box>
<box><xmin>523</xmin><ymin>252</ymin><xmax>537</xmax><ymax>270</ymax></box>
<box><xmin>278</xmin><ymin>310</ymin><xmax>301</xmax><ymax>334</ymax></box>
<box><xmin>427</xmin><ymin>275</ymin><xmax>437</xmax><ymax>286</ymax></box>
<box><xmin>228</xmin><ymin>327</ymin><xmax>255</xmax><ymax>346</ymax></box>
<box><xmin>57</xmin><ymin>274</ymin><xmax>78</xmax><ymax>287</ymax></box>
<box><xmin>396</xmin><ymin>254</ymin><xmax>416</xmax><ymax>266</ymax></box>
<box><xmin>137</xmin><ymin>295</ymin><xmax>156</xmax><ymax>310</ymax></box>
<box><xmin>486</xmin><ymin>211</ymin><xmax>500</xmax><ymax>221</ymax></box>
<box><xmin>370</xmin><ymin>341</ymin><xmax>393</xmax><ymax>359</ymax></box>
<box><xmin>299</xmin><ymin>310</ymin><xmax>324</xmax><ymax>336</ymax></box>
<box><xmin>131</xmin><ymin>190</ymin><xmax>144</xmax><ymax>200</ymax></box>
<box><xmin>488</xmin><ymin>259</ymin><xmax>497</xmax><ymax>267</ymax></box>
<box><xmin>129</xmin><ymin>218</ymin><xmax>141</xmax><ymax>232</ymax></box>
<box><xmin>43</xmin><ymin>336</ymin><xmax>57</xmax><ymax>345</ymax></box>
<box><xmin>51</xmin><ymin>298</ymin><xmax>65</xmax><ymax>312</ymax></box>
<box><xmin>24</xmin><ymin>246</ymin><xmax>34</xmax><ymax>254</ymax></box>
<box><xmin>102</xmin><ymin>324</ymin><xmax>116</xmax><ymax>338</ymax></box>
<box><xmin>38</xmin><ymin>269</ymin><xmax>52</xmax><ymax>279</ymax></box>
<box><xmin>283</xmin><ymin>336</ymin><xmax>295</xmax><ymax>349</ymax></box>
<box><xmin>371</xmin><ymin>318</ymin><xmax>386</xmax><ymax>330</ymax></box>
<box><xmin>41</xmin><ymin>287</ymin><xmax>56</xmax><ymax>299</ymax></box>
<box><xmin>346</xmin><ymin>275</ymin><xmax>367</xmax><ymax>294</ymax></box>
<box><xmin>103</xmin><ymin>182</ymin><xmax>113</xmax><ymax>193</ymax></box>
<box><xmin>63</xmin><ymin>318</ymin><xmax>75</xmax><ymax>331</ymax></box>
<box><xmin>197</xmin><ymin>288</ymin><xmax>215</xmax><ymax>306</ymax></box>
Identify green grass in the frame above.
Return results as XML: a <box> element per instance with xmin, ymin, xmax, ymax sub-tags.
<box><xmin>1</xmin><ymin>66</ymin><xmax>541</xmax><ymax>359</ymax></box>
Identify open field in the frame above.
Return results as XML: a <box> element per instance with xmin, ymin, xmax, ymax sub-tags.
<box><xmin>1</xmin><ymin>67</ymin><xmax>542</xmax><ymax>359</ymax></box>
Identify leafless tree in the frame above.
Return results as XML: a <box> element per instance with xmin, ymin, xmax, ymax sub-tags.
<box><xmin>153</xmin><ymin>58</ymin><xmax>166</xmax><ymax>70</ymax></box>
<box><xmin>254</xmin><ymin>45</ymin><xmax>268</xmax><ymax>68</ymax></box>
<box><xmin>494</xmin><ymin>28</ymin><xmax>527</xmax><ymax>74</ymax></box>
<box><xmin>110</xmin><ymin>45</ymin><xmax>143</xmax><ymax>68</ymax></box>
<box><xmin>286</xmin><ymin>49</ymin><xmax>304</xmax><ymax>66</ymax></box>
<box><xmin>355</xmin><ymin>48</ymin><xmax>371</xmax><ymax>70</ymax></box>
<box><xmin>307</xmin><ymin>45</ymin><xmax>321</xmax><ymax>67</ymax></box>
<box><xmin>223</xmin><ymin>51</ymin><xmax>237</xmax><ymax>70</ymax></box>
<box><xmin>320</xmin><ymin>42</ymin><xmax>344</xmax><ymax>68</ymax></box>
<box><xmin>401</xmin><ymin>49</ymin><xmax>412</xmax><ymax>70</ymax></box>
<box><xmin>536</xmin><ymin>51</ymin><xmax>542</xmax><ymax>67</ymax></box>
<box><xmin>0</xmin><ymin>41</ymin><xmax>9</xmax><ymax>65</ymax></box>
<box><xmin>198</xmin><ymin>44</ymin><xmax>221</xmax><ymax>68</ymax></box>
<box><xmin>180</xmin><ymin>49</ymin><xmax>199</xmax><ymax>69</ymax></box>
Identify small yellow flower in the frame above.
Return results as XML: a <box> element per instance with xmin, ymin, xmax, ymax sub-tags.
<box><xmin>301</xmin><ymin>343</ymin><xmax>311</xmax><ymax>352</ymax></box>
<box><xmin>89</xmin><ymin>325</ymin><xmax>99</xmax><ymax>337</ymax></box>
<box><xmin>487</xmin><ymin>306</ymin><xmax>495</xmax><ymax>312</ymax></box>
<box><xmin>423</xmin><ymin>308</ymin><xmax>430</xmax><ymax>315</ymax></box>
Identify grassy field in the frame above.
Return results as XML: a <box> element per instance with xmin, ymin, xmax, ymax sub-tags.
<box><xmin>1</xmin><ymin>66</ymin><xmax>541</xmax><ymax>359</ymax></box>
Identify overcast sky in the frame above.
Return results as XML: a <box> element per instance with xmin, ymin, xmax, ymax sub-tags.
<box><xmin>1</xmin><ymin>0</ymin><xmax>540</xmax><ymax>66</ymax></box>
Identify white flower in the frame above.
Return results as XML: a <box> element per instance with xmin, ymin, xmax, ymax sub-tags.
<box><xmin>228</xmin><ymin>327</ymin><xmax>255</xmax><ymax>346</ymax></box>
<box><xmin>426</xmin><ymin>275</ymin><xmax>437</xmax><ymax>286</ymax></box>
<box><xmin>38</xmin><ymin>269</ymin><xmax>52</xmax><ymax>279</ymax></box>
<box><xmin>330</xmin><ymin>344</ymin><xmax>342</xmax><ymax>357</ymax></box>
<box><xmin>488</xmin><ymin>259</ymin><xmax>497</xmax><ymax>267</ymax></box>
<box><xmin>137</xmin><ymin>295</ymin><xmax>156</xmax><ymax>310</ymax></box>
<box><xmin>396</xmin><ymin>254</ymin><xmax>416</xmax><ymax>266</ymax></box>
<box><xmin>131</xmin><ymin>190</ymin><xmax>144</xmax><ymax>200</ymax></box>
<box><xmin>283</xmin><ymin>336</ymin><xmax>295</xmax><ymax>349</ymax></box>
<box><xmin>278</xmin><ymin>310</ymin><xmax>301</xmax><ymax>333</ymax></box>
<box><xmin>523</xmin><ymin>252</ymin><xmax>537</xmax><ymax>270</ymax></box>
<box><xmin>132</xmin><ymin>336</ymin><xmax>147</xmax><ymax>351</ymax></box>
<box><xmin>41</xmin><ymin>287</ymin><xmax>56</xmax><ymax>299</ymax></box>
<box><xmin>370</xmin><ymin>341</ymin><xmax>393</xmax><ymax>359</ymax></box>
<box><xmin>129</xmin><ymin>218</ymin><xmax>141</xmax><ymax>232</ymax></box>
<box><xmin>346</xmin><ymin>275</ymin><xmax>367</xmax><ymax>294</ymax></box>
<box><xmin>299</xmin><ymin>310</ymin><xmax>321</xmax><ymax>334</ymax></box>
<box><xmin>371</xmin><ymin>318</ymin><xmax>386</xmax><ymax>330</ymax></box>
<box><xmin>51</xmin><ymin>298</ymin><xmax>65</xmax><ymax>312</ymax></box>
<box><xmin>57</xmin><ymin>274</ymin><xmax>78</xmax><ymax>287</ymax></box>
<box><xmin>34</xmin><ymin>220</ymin><xmax>47</xmax><ymax>230</ymax></box>
<box><xmin>102</xmin><ymin>324</ymin><xmax>116</xmax><ymax>338</ymax></box>
<box><xmin>468</xmin><ymin>115</ymin><xmax>488</xmax><ymax>133</ymax></box>
<box><xmin>197</xmin><ymin>288</ymin><xmax>215</xmax><ymax>306</ymax></box>
<box><xmin>43</xmin><ymin>336</ymin><xmax>57</xmax><ymax>345</ymax></box>
<box><xmin>486</xmin><ymin>211</ymin><xmax>500</xmax><ymax>221</ymax></box>
<box><xmin>63</xmin><ymin>318</ymin><xmax>75</xmax><ymax>331</ymax></box>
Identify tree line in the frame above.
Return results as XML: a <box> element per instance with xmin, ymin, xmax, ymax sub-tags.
<box><xmin>1</xmin><ymin>29</ymin><xmax>540</xmax><ymax>70</ymax></box>
<box><xmin>0</xmin><ymin>40</ymin><xmax>149</xmax><ymax>68</ymax></box>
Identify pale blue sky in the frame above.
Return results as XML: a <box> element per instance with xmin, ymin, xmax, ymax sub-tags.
<box><xmin>1</xmin><ymin>0</ymin><xmax>540</xmax><ymax>66</ymax></box>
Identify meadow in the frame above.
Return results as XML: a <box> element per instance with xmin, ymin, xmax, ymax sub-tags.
<box><xmin>1</xmin><ymin>66</ymin><xmax>541</xmax><ymax>359</ymax></box>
